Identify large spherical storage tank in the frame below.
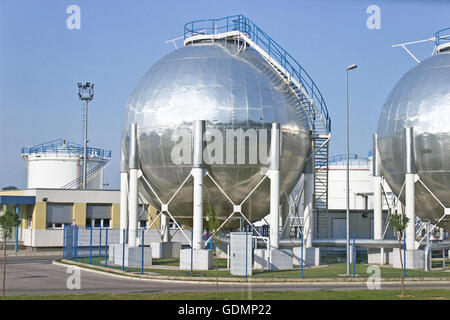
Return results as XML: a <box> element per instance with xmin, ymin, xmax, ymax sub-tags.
<box><xmin>123</xmin><ymin>40</ymin><xmax>311</xmax><ymax>228</ymax></box>
<box><xmin>377</xmin><ymin>50</ymin><xmax>450</xmax><ymax>230</ymax></box>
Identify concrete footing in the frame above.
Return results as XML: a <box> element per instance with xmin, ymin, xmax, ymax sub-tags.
<box><xmin>253</xmin><ymin>248</ymin><xmax>293</xmax><ymax>270</ymax></box>
<box><xmin>179</xmin><ymin>248</ymin><xmax>213</xmax><ymax>270</ymax></box>
<box><xmin>109</xmin><ymin>244</ymin><xmax>152</xmax><ymax>267</ymax></box>
<box><xmin>391</xmin><ymin>248</ymin><xmax>424</xmax><ymax>270</ymax></box>
<box><xmin>150</xmin><ymin>242</ymin><xmax>180</xmax><ymax>259</ymax></box>
<box><xmin>292</xmin><ymin>247</ymin><xmax>320</xmax><ymax>267</ymax></box>
<box><xmin>368</xmin><ymin>248</ymin><xmax>392</xmax><ymax>265</ymax></box>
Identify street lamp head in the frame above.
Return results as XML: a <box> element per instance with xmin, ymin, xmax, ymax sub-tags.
<box><xmin>346</xmin><ymin>64</ymin><xmax>358</xmax><ymax>71</ymax></box>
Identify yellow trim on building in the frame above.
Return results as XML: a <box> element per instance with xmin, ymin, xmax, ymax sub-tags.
<box><xmin>32</xmin><ymin>202</ymin><xmax>47</xmax><ymax>230</ymax></box>
<box><xmin>20</xmin><ymin>204</ymin><xmax>28</xmax><ymax>229</ymax></box>
<box><xmin>111</xmin><ymin>203</ymin><xmax>120</xmax><ymax>228</ymax></box>
<box><xmin>0</xmin><ymin>190</ymin><xmax>25</xmax><ymax>196</ymax></box>
<box><xmin>148</xmin><ymin>205</ymin><xmax>160</xmax><ymax>229</ymax></box>
<box><xmin>73</xmin><ymin>203</ymin><xmax>86</xmax><ymax>227</ymax></box>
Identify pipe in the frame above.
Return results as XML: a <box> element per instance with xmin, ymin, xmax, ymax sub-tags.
<box><xmin>128</xmin><ymin>123</ymin><xmax>139</xmax><ymax>247</ymax></box>
<box><xmin>269</xmin><ymin>123</ymin><xmax>280</xmax><ymax>249</ymax></box>
<box><xmin>192</xmin><ymin>120</ymin><xmax>205</xmax><ymax>250</ymax></box>
<box><xmin>303</xmin><ymin>156</ymin><xmax>314</xmax><ymax>248</ymax></box>
<box><xmin>373</xmin><ymin>134</ymin><xmax>383</xmax><ymax>241</ymax></box>
<box><xmin>405</xmin><ymin>127</ymin><xmax>416</xmax><ymax>251</ymax></box>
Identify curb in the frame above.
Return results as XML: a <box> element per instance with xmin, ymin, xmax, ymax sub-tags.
<box><xmin>55</xmin><ymin>259</ymin><xmax>450</xmax><ymax>285</ymax></box>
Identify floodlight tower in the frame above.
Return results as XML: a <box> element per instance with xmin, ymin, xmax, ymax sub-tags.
<box><xmin>77</xmin><ymin>82</ymin><xmax>95</xmax><ymax>190</ymax></box>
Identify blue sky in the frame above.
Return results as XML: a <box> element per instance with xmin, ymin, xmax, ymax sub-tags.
<box><xmin>0</xmin><ymin>0</ymin><xmax>448</xmax><ymax>189</ymax></box>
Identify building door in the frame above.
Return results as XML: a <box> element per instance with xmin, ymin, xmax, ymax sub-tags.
<box><xmin>332</xmin><ymin>218</ymin><xmax>346</xmax><ymax>239</ymax></box>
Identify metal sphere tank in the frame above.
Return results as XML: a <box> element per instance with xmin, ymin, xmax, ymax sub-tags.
<box><xmin>123</xmin><ymin>40</ymin><xmax>311</xmax><ymax>228</ymax></box>
<box><xmin>377</xmin><ymin>50</ymin><xmax>450</xmax><ymax>230</ymax></box>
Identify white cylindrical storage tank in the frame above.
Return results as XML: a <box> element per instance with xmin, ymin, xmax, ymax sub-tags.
<box><xmin>21</xmin><ymin>139</ymin><xmax>110</xmax><ymax>189</ymax></box>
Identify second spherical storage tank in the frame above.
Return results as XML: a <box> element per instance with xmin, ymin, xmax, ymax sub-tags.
<box><xmin>377</xmin><ymin>49</ymin><xmax>450</xmax><ymax>230</ymax></box>
<box><xmin>122</xmin><ymin>40</ymin><xmax>312</xmax><ymax>228</ymax></box>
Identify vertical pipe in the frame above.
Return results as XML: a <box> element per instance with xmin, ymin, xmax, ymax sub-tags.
<box><xmin>141</xmin><ymin>229</ymin><xmax>144</xmax><ymax>275</ymax></box>
<box><xmin>192</xmin><ymin>120</ymin><xmax>205</xmax><ymax>250</ymax></box>
<box><xmin>425</xmin><ymin>221</ymin><xmax>430</xmax><ymax>272</ymax></box>
<box><xmin>190</xmin><ymin>230</ymin><xmax>193</xmax><ymax>277</ymax></box>
<box><xmin>405</xmin><ymin>127</ymin><xmax>416</xmax><ymax>251</ymax></box>
<box><xmin>122</xmin><ymin>229</ymin><xmax>125</xmax><ymax>271</ymax></box>
<box><xmin>404</xmin><ymin>235</ymin><xmax>407</xmax><ymax>277</ymax></box>
<box><xmin>353</xmin><ymin>232</ymin><xmax>356</xmax><ymax>278</ymax></box>
<box><xmin>83</xmin><ymin>100</ymin><xmax>88</xmax><ymax>189</ymax></box>
<box><xmin>14</xmin><ymin>205</ymin><xmax>18</xmax><ymax>253</ymax></box>
<box><xmin>245</xmin><ymin>232</ymin><xmax>248</xmax><ymax>279</ymax></box>
<box><xmin>161</xmin><ymin>214</ymin><xmax>170</xmax><ymax>242</ymax></box>
<box><xmin>128</xmin><ymin>123</ymin><xmax>139</xmax><ymax>247</ymax></box>
<box><xmin>119</xmin><ymin>171</ymin><xmax>128</xmax><ymax>243</ymax></box>
<box><xmin>303</xmin><ymin>156</ymin><xmax>314</xmax><ymax>248</ymax></box>
<box><xmin>346</xmin><ymin>70</ymin><xmax>350</xmax><ymax>276</ymax></box>
<box><xmin>105</xmin><ymin>228</ymin><xmax>108</xmax><ymax>268</ymax></box>
<box><xmin>270</xmin><ymin>123</ymin><xmax>280</xmax><ymax>249</ymax></box>
<box><xmin>99</xmin><ymin>226</ymin><xmax>102</xmax><ymax>256</ymax></box>
<box><xmin>89</xmin><ymin>227</ymin><xmax>93</xmax><ymax>265</ymax></box>
<box><xmin>75</xmin><ymin>226</ymin><xmax>78</xmax><ymax>262</ymax></box>
<box><xmin>301</xmin><ymin>232</ymin><xmax>304</xmax><ymax>279</ymax></box>
<box><xmin>63</xmin><ymin>224</ymin><xmax>66</xmax><ymax>259</ymax></box>
<box><xmin>227</xmin><ymin>244</ymin><xmax>230</xmax><ymax>270</ymax></box>
<box><xmin>373</xmin><ymin>134</ymin><xmax>383</xmax><ymax>240</ymax></box>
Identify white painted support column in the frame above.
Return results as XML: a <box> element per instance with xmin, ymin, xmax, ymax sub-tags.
<box><xmin>405</xmin><ymin>127</ymin><xmax>416</xmax><ymax>251</ymax></box>
<box><xmin>119</xmin><ymin>172</ymin><xmax>128</xmax><ymax>243</ymax></box>
<box><xmin>128</xmin><ymin>123</ymin><xmax>139</xmax><ymax>248</ymax></box>
<box><xmin>192</xmin><ymin>120</ymin><xmax>205</xmax><ymax>250</ymax></box>
<box><xmin>269</xmin><ymin>123</ymin><xmax>280</xmax><ymax>249</ymax></box>
<box><xmin>303</xmin><ymin>157</ymin><xmax>314</xmax><ymax>248</ymax></box>
<box><xmin>373</xmin><ymin>134</ymin><xmax>383</xmax><ymax>240</ymax></box>
<box><xmin>161</xmin><ymin>214</ymin><xmax>170</xmax><ymax>242</ymax></box>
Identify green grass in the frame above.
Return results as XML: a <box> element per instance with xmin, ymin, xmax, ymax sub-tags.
<box><xmin>71</xmin><ymin>257</ymin><xmax>450</xmax><ymax>279</ymax></box>
<box><xmin>6</xmin><ymin>289</ymin><xmax>450</xmax><ymax>300</ymax></box>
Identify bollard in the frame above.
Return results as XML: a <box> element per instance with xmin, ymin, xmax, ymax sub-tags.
<box><xmin>105</xmin><ymin>228</ymin><xmax>109</xmax><ymax>268</ymax></box>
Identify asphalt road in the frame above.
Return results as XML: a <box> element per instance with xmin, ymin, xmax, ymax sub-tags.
<box><xmin>0</xmin><ymin>256</ymin><xmax>449</xmax><ymax>296</ymax></box>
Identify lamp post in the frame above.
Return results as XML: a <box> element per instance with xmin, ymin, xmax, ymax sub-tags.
<box><xmin>77</xmin><ymin>82</ymin><xmax>95</xmax><ymax>189</ymax></box>
<box><xmin>346</xmin><ymin>64</ymin><xmax>357</xmax><ymax>275</ymax></box>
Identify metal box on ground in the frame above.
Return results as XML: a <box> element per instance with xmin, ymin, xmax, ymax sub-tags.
<box><xmin>230</xmin><ymin>232</ymin><xmax>252</xmax><ymax>276</ymax></box>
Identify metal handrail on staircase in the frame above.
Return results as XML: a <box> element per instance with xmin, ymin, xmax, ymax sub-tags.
<box><xmin>184</xmin><ymin>14</ymin><xmax>330</xmax><ymax>135</ymax></box>
<box><xmin>61</xmin><ymin>162</ymin><xmax>105</xmax><ymax>189</ymax></box>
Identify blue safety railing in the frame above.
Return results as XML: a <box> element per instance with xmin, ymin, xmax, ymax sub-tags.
<box><xmin>435</xmin><ymin>27</ymin><xmax>450</xmax><ymax>46</ymax></box>
<box><xmin>21</xmin><ymin>138</ymin><xmax>111</xmax><ymax>159</ymax></box>
<box><xmin>184</xmin><ymin>14</ymin><xmax>330</xmax><ymax>134</ymax></box>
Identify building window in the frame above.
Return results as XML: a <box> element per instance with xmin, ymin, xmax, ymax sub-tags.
<box><xmin>85</xmin><ymin>218</ymin><xmax>111</xmax><ymax>228</ymax></box>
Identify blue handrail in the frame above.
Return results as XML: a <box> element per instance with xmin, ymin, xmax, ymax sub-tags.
<box><xmin>184</xmin><ymin>14</ymin><xmax>330</xmax><ymax>134</ymax></box>
<box><xmin>21</xmin><ymin>138</ymin><xmax>111</xmax><ymax>159</ymax></box>
<box><xmin>435</xmin><ymin>27</ymin><xmax>450</xmax><ymax>46</ymax></box>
